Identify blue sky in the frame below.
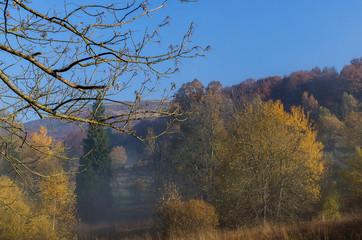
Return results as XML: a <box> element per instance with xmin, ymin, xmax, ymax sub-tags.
<box><xmin>155</xmin><ymin>0</ymin><xmax>362</xmax><ymax>92</ymax></box>
<box><xmin>4</xmin><ymin>1</ymin><xmax>362</xmax><ymax>101</ymax></box>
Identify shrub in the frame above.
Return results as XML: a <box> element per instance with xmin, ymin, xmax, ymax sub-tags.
<box><xmin>155</xmin><ymin>198</ymin><xmax>219</xmax><ymax>237</ymax></box>
<box><xmin>319</xmin><ymin>191</ymin><xmax>341</xmax><ymax>219</ymax></box>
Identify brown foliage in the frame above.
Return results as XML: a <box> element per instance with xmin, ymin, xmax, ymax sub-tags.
<box><xmin>340</xmin><ymin>59</ymin><xmax>362</xmax><ymax>97</ymax></box>
<box><xmin>64</xmin><ymin>129</ymin><xmax>86</xmax><ymax>158</ymax></box>
<box><xmin>174</xmin><ymin>79</ymin><xmax>205</xmax><ymax>111</ymax></box>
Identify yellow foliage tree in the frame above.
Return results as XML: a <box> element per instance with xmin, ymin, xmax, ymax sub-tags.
<box><xmin>5</xmin><ymin>125</ymin><xmax>78</xmax><ymax>239</ymax></box>
<box><xmin>0</xmin><ymin>176</ymin><xmax>57</xmax><ymax>240</ymax></box>
<box><xmin>215</xmin><ymin>100</ymin><xmax>324</xmax><ymax>225</ymax></box>
<box><xmin>38</xmin><ymin>173</ymin><xmax>78</xmax><ymax>239</ymax></box>
<box><xmin>22</xmin><ymin>126</ymin><xmax>65</xmax><ymax>176</ymax></box>
<box><xmin>0</xmin><ymin>176</ymin><xmax>30</xmax><ymax>239</ymax></box>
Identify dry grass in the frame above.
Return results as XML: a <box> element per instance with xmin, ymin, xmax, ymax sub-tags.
<box><xmin>77</xmin><ymin>214</ymin><xmax>362</xmax><ymax>240</ymax></box>
<box><xmin>77</xmin><ymin>219</ymin><xmax>153</xmax><ymax>240</ymax></box>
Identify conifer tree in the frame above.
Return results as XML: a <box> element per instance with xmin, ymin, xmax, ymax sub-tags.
<box><xmin>75</xmin><ymin>100</ymin><xmax>112</xmax><ymax>222</ymax></box>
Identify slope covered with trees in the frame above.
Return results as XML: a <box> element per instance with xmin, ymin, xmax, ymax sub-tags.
<box><xmin>35</xmin><ymin>57</ymin><xmax>358</xmax><ymax>231</ymax></box>
<box><xmin>3</xmin><ymin>46</ymin><xmax>361</xmax><ymax>237</ymax></box>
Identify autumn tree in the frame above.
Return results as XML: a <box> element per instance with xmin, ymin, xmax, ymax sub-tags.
<box><xmin>0</xmin><ymin>124</ymin><xmax>68</xmax><ymax>205</ymax></box>
<box><xmin>38</xmin><ymin>173</ymin><xmax>78</xmax><ymax>239</ymax></box>
<box><xmin>75</xmin><ymin>100</ymin><xmax>112</xmax><ymax>222</ymax></box>
<box><xmin>143</xmin><ymin>126</ymin><xmax>171</xmax><ymax>190</ymax></box>
<box><xmin>173</xmin><ymin>79</ymin><xmax>206</xmax><ymax>112</ymax></box>
<box><xmin>340</xmin><ymin>58</ymin><xmax>362</xmax><ymax>99</ymax></box>
<box><xmin>316</xmin><ymin>111</ymin><xmax>344</xmax><ymax>154</ymax></box>
<box><xmin>302</xmin><ymin>92</ymin><xmax>319</xmax><ymax>121</ymax></box>
<box><xmin>0</xmin><ymin>176</ymin><xmax>58</xmax><ymax>239</ymax></box>
<box><xmin>155</xmin><ymin>197</ymin><xmax>219</xmax><ymax>238</ymax></box>
<box><xmin>340</xmin><ymin>92</ymin><xmax>359</xmax><ymax>119</ymax></box>
<box><xmin>214</xmin><ymin>100</ymin><xmax>324</xmax><ymax>225</ymax></box>
<box><xmin>0</xmin><ymin>176</ymin><xmax>33</xmax><ymax>239</ymax></box>
<box><xmin>159</xmin><ymin>81</ymin><xmax>228</xmax><ymax>200</ymax></box>
<box><xmin>19</xmin><ymin>126</ymin><xmax>77</xmax><ymax>238</ymax></box>
<box><xmin>110</xmin><ymin>146</ymin><xmax>127</xmax><ymax>170</ymax></box>
<box><xmin>22</xmin><ymin>126</ymin><xmax>65</xmax><ymax>176</ymax></box>
<box><xmin>0</xmin><ymin>125</ymin><xmax>77</xmax><ymax>238</ymax></box>
<box><xmin>339</xmin><ymin>147</ymin><xmax>362</xmax><ymax>210</ymax></box>
<box><xmin>341</xmin><ymin>111</ymin><xmax>362</xmax><ymax>154</ymax></box>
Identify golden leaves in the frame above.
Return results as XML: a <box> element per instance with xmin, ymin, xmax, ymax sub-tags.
<box><xmin>23</xmin><ymin>126</ymin><xmax>65</xmax><ymax>175</ymax></box>
<box><xmin>38</xmin><ymin>173</ymin><xmax>78</xmax><ymax>239</ymax></box>
<box><xmin>215</xmin><ymin>100</ymin><xmax>325</xmax><ymax>224</ymax></box>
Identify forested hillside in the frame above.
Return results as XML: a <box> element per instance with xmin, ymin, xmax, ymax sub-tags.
<box><xmin>90</xmin><ymin>58</ymin><xmax>360</xmax><ymax>238</ymax></box>
<box><xmin>56</xmin><ymin>58</ymin><xmax>361</xmax><ymax>168</ymax></box>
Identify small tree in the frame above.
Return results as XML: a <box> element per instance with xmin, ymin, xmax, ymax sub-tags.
<box><xmin>38</xmin><ymin>173</ymin><xmax>78</xmax><ymax>239</ymax></box>
<box><xmin>22</xmin><ymin>126</ymin><xmax>65</xmax><ymax>175</ymax></box>
<box><xmin>110</xmin><ymin>146</ymin><xmax>127</xmax><ymax>170</ymax></box>
<box><xmin>0</xmin><ymin>176</ymin><xmax>32</xmax><ymax>239</ymax></box>
<box><xmin>340</xmin><ymin>92</ymin><xmax>359</xmax><ymax>119</ymax></box>
<box><xmin>319</xmin><ymin>190</ymin><xmax>341</xmax><ymax>219</ymax></box>
<box><xmin>339</xmin><ymin>147</ymin><xmax>362</xmax><ymax>210</ymax></box>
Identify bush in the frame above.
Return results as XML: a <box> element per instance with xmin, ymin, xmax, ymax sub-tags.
<box><xmin>155</xmin><ymin>198</ymin><xmax>219</xmax><ymax>237</ymax></box>
<box><xmin>319</xmin><ymin>191</ymin><xmax>341</xmax><ymax>219</ymax></box>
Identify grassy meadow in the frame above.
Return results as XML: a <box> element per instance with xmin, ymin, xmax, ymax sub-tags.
<box><xmin>77</xmin><ymin>213</ymin><xmax>362</xmax><ymax>240</ymax></box>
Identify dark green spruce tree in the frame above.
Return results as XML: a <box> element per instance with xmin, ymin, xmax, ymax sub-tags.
<box><xmin>75</xmin><ymin>100</ymin><xmax>112</xmax><ymax>222</ymax></box>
